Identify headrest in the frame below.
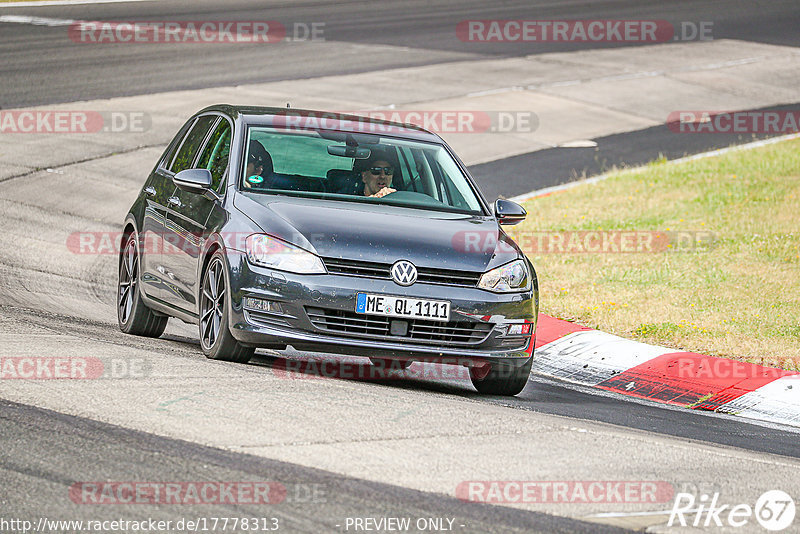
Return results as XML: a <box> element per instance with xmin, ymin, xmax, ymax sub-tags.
<box><xmin>248</xmin><ymin>139</ymin><xmax>273</xmax><ymax>176</ymax></box>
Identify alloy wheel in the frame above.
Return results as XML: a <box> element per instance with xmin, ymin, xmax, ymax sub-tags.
<box><xmin>200</xmin><ymin>258</ymin><xmax>225</xmax><ymax>349</ymax></box>
<box><xmin>118</xmin><ymin>237</ymin><xmax>138</xmax><ymax>324</ymax></box>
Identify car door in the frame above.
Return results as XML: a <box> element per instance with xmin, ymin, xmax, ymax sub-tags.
<box><xmin>139</xmin><ymin>119</ymin><xmax>194</xmax><ymax>301</ymax></box>
<box><xmin>162</xmin><ymin>115</ymin><xmax>232</xmax><ymax>313</ymax></box>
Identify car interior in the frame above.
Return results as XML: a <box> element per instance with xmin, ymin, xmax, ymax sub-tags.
<box><xmin>239</xmin><ymin>131</ymin><xmax>480</xmax><ymax>213</ymax></box>
<box><xmin>247</xmin><ymin>144</ymin><xmax>409</xmax><ymax>197</ymax></box>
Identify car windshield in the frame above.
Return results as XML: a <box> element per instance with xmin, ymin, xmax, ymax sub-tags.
<box><xmin>240</xmin><ymin>126</ymin><xmax>484</xmax><ymax>214</ymax></box>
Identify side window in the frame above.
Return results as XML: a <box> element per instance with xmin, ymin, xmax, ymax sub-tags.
<box><xmin>159</xmin><ymin>119</ymin><xmax>194</xmax><ymax>171</ymax></box>
<box><xmin>170</xmin><ymin>115</ymin><xmax>217</xmax><ymax>174</ymax></box>
<box><xmin>427</xmin><ymin>155</ymin><xmax>451</xmax><ymax>204</ymax></box>
<box><xmin>441</xmin><ymin>172</ymin><xmax>469</xmax><ymax>209</ymax></box>
<box><xmin>396</xmin><ymin>147</ymin><xmax>415</xmax><ymax>191</ymax></box>
<box><xmin>196</xmin><ymin>119</ymin><xmax>232</xmax><ymax>192</ymax></box>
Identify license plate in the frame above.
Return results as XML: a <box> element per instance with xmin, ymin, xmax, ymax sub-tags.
<box><xmin>356</xmin><ymin>293</ymin><xmax>450</xmax><ymax>321</ymax></box>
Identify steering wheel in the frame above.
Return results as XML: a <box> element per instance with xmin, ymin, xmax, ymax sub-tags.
<box><xmin>379</xmin><ymin>190</ymin><xmax>444</xmax><ymax>206</ymax></box>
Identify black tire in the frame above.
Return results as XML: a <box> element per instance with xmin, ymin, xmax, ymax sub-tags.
<box><xmin>199</xmin><ymin>251</ymin><xmax>254</xmax><ymax>364</ymax></box>
<box><xmin>470</xmin><ymin>355</ymin><xmax>533</xmax><ymax>396</ymax></box>
<box><xmin>117</xmin><ymin>232</ymin><xmax>168</xmax><ymax>337</ymax></box>
<box><xmin>369</xmin><ymin>358</ymin><xmax>412</xmax><ymax>370</ymax></box>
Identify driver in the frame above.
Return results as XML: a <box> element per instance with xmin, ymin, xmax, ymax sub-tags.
<box><xmin>243</xmin><ymin>140</ymin><xmax>272</xmax><ymax>188</ymax></box>
<box><xmin>358</xmin><ymin>154</ymin><xmax>397</xmax><ymax>198</ymax></box>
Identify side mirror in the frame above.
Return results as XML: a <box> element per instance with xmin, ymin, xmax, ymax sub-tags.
<box><xmin>495</xmin><ymin>198</ymin><xmax>526</xmax><ymax>225</ymax></box>
<box><xmin>173</xmin><ymin>169</ymin><xmax>212</xmax><ymax>194</ymax></box>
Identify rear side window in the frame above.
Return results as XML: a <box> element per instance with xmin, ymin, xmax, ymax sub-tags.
<box><xmin>159</xmin><ymin>120</ymin><xmax>193</xmax><ymax>171</ymax></box>
<box><xmin>170</xmin><ymin>115</ymin><xmax>217</xmax><ymax>174</ymax></box>
<box><xmin>196</xmin><ymin>119</ymin><xmax>232</xmax><ymax>192</ymax></box>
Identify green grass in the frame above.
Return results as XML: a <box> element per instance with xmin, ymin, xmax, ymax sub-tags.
<box><xmin>512</xmin><ymin>139</ymin><xmax>800</xmax><ymax>369</ymax></box>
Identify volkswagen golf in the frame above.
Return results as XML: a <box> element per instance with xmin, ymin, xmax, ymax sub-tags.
<box><xmin>118</xmin><ymin>105</ymin><xmax>538</xmax><ymax>395</ymax></box>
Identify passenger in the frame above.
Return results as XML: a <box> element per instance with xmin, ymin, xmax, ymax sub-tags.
<box><xmin>243</xmin><ymin>140</ymin><xmax>272</xmax><ymax>188</ymax></box>
<box><xmin>357</xmin><ymin>155</ymin><xmax>397</xmax><ymax>198</ymax></box>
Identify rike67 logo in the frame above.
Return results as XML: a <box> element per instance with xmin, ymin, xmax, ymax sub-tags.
<box><xmin>669</xmin><ymin>490</ymin><xmax>795</xmax><ymax>531</ymax></box>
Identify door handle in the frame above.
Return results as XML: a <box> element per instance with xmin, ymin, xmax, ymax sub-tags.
<box><xmin>144</xmin><ymin>186</ymin><xmax>156</xmax><ymax>196</ymax></box>
<box><xmin>167</xmin><ymin>196</ymin><xmax>183</xmax><ymax>208</ymax></box>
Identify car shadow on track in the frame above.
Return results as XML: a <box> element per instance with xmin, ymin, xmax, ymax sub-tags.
<box><xmin>247</xmin><ymin>349</ymin><xmax>479</xmax><ymax>396</ymax></box>
<box><xmin>157</xmin><ymin>332</ymin><xmax>534</xmax><ymax>399</ymax></box>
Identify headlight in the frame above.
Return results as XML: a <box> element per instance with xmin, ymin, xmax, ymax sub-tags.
<box><xmin>478</xmin><ymin>259</ymin><xmax>530</xmax><ymax>292</ymax></box>
<box><xmin>245</xmin><ymin>234</ymin><xmax>326</xmax><ymax>274</ymax></box>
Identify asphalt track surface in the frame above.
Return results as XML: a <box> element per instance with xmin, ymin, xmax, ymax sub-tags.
<box><xmin>2</xmin><ymin>1</ymin><xmax>800</xmax><ymax>533</ymax></box>
<box><xmin>0</xmin><ymin>0</ymin><xmax>799</xmax><ymax>108</ymax></box>
<box><xmin>2</xmin><ymin>399</ymin><xmax>627</xmax><ymax>534</ymax></box>
<box><xmin>470</xmin><ymin>103</ymin><xmax>800</xmax><ymax>200</ymax></box>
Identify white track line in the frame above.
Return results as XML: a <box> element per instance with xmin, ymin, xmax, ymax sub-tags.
<box><xmin>0</xmin><ymin>0</ymin><xmax>153</xmax><ymax>8</ymax></box>
<box><xmin>509</xmin><ymin>132</ymin><xmax>800</xmax><ymax>203</ymax></box>
<box><xmin>0</xmin><ymin>14</ymin><xmax>73</xmax><ymax>25</ymax></box>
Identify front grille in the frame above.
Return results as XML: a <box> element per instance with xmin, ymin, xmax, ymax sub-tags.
<box><xmin>323</xmin><ymin>257</ymin><xmax>389</xmax><ymax>278</ymax></box>
<box><xmin>306</xmin><ymin>307</ymin><xmax>492</xmax><ymax>346</ymax></box>
<box><xmin>322</xmin><ymin>257</ymin><xmax>481</xmax><ymax>288</ymax></box>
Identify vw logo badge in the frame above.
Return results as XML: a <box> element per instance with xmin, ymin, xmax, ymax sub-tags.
<box><xmin>391</xmin><ymin>260</ymin><xmax>417</xmax><ymax>286</ymax></box>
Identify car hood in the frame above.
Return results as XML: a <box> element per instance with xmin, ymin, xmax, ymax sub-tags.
<box><xmin>234</xmin><ymin>193</ymin><xmax>522</xmax><ymax>272</ymax></box>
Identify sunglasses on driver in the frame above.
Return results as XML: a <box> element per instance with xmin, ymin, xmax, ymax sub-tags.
<box><xmin>368</xmin><ymin>166</ymin><xmax>394</xmax><ymax>176</ymax></box>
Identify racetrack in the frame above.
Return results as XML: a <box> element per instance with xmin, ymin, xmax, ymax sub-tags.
<box><xmin>1</xmin><ymin>1</ymin><xmax>800</xmax><ymax>532</ymax></box>
<box><xmin>1</xmin><ymin>0</ymin><xmax>799</xmax><ymax>108</ymax></box>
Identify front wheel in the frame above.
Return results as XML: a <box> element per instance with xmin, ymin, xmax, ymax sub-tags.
<box><xmin>117</xmin><ymin>232</ymin><xmax>168</xmax><ymax>337</ymax></box>
<box><xmin>470</xmin><ymin>356</ymin><xmax>533</xmax><ymax>396</ymax></box>
<box><xmin>199</xmin><ymin>251</ymin><xmax>254</xmax><ymax>364</ymax></box>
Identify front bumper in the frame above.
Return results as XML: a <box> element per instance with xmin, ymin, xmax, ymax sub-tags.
<box><xmin>226</xmin><ymin>253</ymin><xmax>537</xmax><ymax>365</ymax></box>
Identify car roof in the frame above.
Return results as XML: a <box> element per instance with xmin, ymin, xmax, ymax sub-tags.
<box><xmin>197</xmin><ymin>104</ymin><xmax>444</xmax><ymax>143</ymax></box>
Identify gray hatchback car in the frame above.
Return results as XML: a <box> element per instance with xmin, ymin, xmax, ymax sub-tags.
<box><xmin>118</xmin><ymin>105</ymin><xmax>538</xmax><ymax>395</ymax></box>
